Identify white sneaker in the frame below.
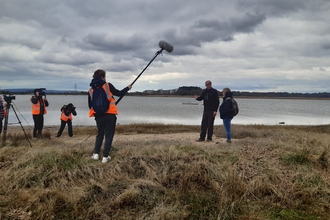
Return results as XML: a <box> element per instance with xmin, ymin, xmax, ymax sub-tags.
<box><xmin>91</xmin><ymin>153</ymin><xmax>99</xmax><ymax>160</ymax></box>
<box><xmin>102</xmin><ymin>156</ymin><xmax>111</xmax><ymax>163</ymax></box>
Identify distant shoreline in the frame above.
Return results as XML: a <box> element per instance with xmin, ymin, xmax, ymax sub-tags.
<box><xmin>2</xmin><ymin>87</ymin><xmax>330</xmax><ymax>100</ymax></box>
<box><xmin>3</xmin><ymin>93</ymin><xmax>330</xmax><ymax>100</ymax></box>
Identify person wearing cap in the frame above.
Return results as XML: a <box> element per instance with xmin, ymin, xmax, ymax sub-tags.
<box><xmin>194</xmin><ymin>80</ymin><xmax>220</xmax><ymax>142</ymax></box>
<box><xmin>30</xmin><ymin>89</ymin><xmax>49</xmax><ymax>138</ymax></box>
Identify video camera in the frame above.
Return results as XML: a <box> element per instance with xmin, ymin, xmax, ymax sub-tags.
<box><xmin>66</xmin><ymin>103</ymin><xmax>76</xmax><ymax>111</ymax></box>
<box><xmin>3</xmin><ymin>94</ymin><xmax>16</xmax><ymax>104</ymax></box>
<box><xmin>35</xmin><ymin>88</ymin><xmax>46</xmax><ymax>97</ymax></box>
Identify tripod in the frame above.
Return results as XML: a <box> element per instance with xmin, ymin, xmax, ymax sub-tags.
<box><xmin>1</xmin><ymin>101</ymin><xmax>32</xmax><ymax>147</ymax></box>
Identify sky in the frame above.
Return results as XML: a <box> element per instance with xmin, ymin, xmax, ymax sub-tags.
<box><xmin>0</xmin><ymin>0</ymin><xmax>329</xmax><ymax>93</ymax></box>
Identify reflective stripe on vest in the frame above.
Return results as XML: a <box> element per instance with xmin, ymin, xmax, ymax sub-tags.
<box><xmin>88</xmin><ymin>83</ymin><xmax>118</xmax><ymax>117</ymax></box>
<box><xmin>61</xmin><ymin>111</ymin><xmax>72</xmax><ymax>121</ymax></box>
<box><xmin>31</xmin><ymin>98</ymin><xmax>47</xmax><ymax>115</ymax></box>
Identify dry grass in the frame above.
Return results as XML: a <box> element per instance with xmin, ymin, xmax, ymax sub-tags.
<box><xmin>0</xmin><ymin>123</ymin><xmax>330</xmax><ymax>219</ymax></box>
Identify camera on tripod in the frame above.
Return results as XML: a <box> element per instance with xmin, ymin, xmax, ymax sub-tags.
<box><xmin>3</xmin><ymin>94</ymin><xmax>16</xmax><ymax>104</ymax></box>
<box><xmin>35</xmin><ymin>88</ymin><xmax>46</xmax><ymax>97</ymax></box>
<box><xmin>1</xmin><ymin>94</ymin><xmax>32</xmax><ymax>147</ymax></box>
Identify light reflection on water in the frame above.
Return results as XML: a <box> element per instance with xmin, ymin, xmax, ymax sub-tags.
<box><xmin>5</xmin><ymin>94</ymin><xmax>330</xmax><ymax>126</ymax></box>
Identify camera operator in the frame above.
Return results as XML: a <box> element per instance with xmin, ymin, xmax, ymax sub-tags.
<box><xmin>0</xmin><ymin>96</ymin><xmax>6</xmax><ymax>135</ymax></box>
<box><xmin>56</xmin><ymin>103</ymin><xmax>77</xmax><ymax>137</ymax></box>
<box><xmin>30</xmin><ymin>89</ymin><xmax>49</xmax><ymax>138</ymax></box>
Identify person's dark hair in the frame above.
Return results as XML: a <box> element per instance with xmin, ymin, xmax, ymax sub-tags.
<box><xmin>223</xmin><ymin>88</ymin><xmax>231</xmax><ymax>95</ymax></box>
<box><xmin>93</xmin><ymin>69</ymin><xmax>106</xmax><ymax>79</ymax></box>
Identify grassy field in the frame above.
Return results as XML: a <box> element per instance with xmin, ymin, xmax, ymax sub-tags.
<box><xmin>0</xmin><ymin>123</ymin><xmax>330</xmax><ymax>220</ymax></box>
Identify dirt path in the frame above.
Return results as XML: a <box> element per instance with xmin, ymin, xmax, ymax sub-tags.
<box><xmin>4</xmin><ymin>125</ymin><xmax>230</xmax><ymax>146</ymax></box>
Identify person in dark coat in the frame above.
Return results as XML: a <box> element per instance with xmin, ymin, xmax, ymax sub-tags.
<box><xmin>219</xmin><ymin>87</ymin><xmax>234</xmax><ymax>143</ymax></box>
<box><xmin>194</xmin><ymin>80</ymin><xmax>220</xmax><ymax>142</ymax></box>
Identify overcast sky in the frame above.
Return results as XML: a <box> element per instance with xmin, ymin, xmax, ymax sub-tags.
<box><xmin>1</xmin><ymin>0</ymin><xmax>329</xmax><ymax>93</ymax></box>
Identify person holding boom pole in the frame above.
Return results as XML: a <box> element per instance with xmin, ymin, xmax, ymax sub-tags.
<box><xmin>88</xmin><ymin>69</ymin><xmax>132</xmax><ymax>163</ymax></box>
<box><xmin>88</xmin><ymin>41</ymin><xmax>173</xmax><ymax>163</ymax></box>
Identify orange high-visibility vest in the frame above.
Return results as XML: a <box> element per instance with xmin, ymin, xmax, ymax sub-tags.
<box><xmin>88</xmin><ymin>83</ymin><xmax>118</xmax><ymax>117</ymax></box>
<box><xmin>61</xmin><ymin>111</ymin><xmax>72</xmax><ymax>121</ymax></box>
<box><xmin>31</xmin><ymin>97</ymin><xmax>47</xmax><ymax>115</ymax></box>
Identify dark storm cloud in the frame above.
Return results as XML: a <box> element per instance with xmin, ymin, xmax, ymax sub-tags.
<box><xmin>167</xmin><ymin>12</ymin><xmax>266</xmax><ymax>55</ymax></box>
<box><xmin>83</xmin><ymin>33</ymin><xmax>149</xmax><ymax>53</ymax></box>
<box><xmin>194</xmin><ymin>12</ymin><xmax>266</xmax><ymax>33</ymax></box>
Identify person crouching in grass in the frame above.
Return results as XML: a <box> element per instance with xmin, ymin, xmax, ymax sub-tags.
<box><xmin>56</xmin><ymin>103</ymin><xmax>77</xmax><ymax>137</ymax></box>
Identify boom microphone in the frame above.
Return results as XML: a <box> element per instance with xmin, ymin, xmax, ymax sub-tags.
<box><xmin>116</xmin><ymin>40</ymin><xmax>174</xmax><ymax>105</ymax></box>
<box><xmin>159</xmin><ymin>40</ymin><xmax>174</xmax><ymax>53</ymax></box>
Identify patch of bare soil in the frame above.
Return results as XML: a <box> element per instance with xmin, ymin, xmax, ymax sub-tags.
<box><xmin>4</xmin><ymin>125</ymin><xmax>231</xmax><ymax>147</ymax></box>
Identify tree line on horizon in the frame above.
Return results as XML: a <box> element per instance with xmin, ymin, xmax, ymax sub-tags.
<box><xmin>130</xmin><ymin>86</ymin><xmax>330</xmax><ymax>98</ymax></box>
<box><xmin>1</xmin><ymin>87</ymin><xmax>330</xmax><ymax>98</ymax></box>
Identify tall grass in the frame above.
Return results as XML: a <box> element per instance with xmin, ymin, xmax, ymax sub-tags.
<box><xmin>0</xmin><ymin>124</ymin><xmax>330</xmax><ymax>219</ymax></box>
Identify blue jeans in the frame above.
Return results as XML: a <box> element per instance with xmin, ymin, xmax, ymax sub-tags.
<box><xmin>223</xmin><ymin>118</ymin><xmax>232</xmax><ymax>141</ymax></box>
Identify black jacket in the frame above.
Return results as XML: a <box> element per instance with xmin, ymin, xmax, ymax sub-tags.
<box><xmin>196</xmin><ymin>87</ymin><xmax>219</xmax><ymax>112</ymax></box>
<box><xmin>219</xmin><ymin>92</ymin><xmax>234</xmax><ymax>119</ymax></box>
<box><xmin>61</xmin><ymin>103</ymin><xmax>77</xmax><ymax>117</ymax></box>
<box><xmin>0</xmin><ymin>99</ymin><xmax>4</xmax><ymax>119</ymax></box>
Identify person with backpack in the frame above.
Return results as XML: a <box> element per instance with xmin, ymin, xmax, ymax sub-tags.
<box><xmin>56</xmin><ymin>103</ymin><xmax>77</xmax><ymax>137</ymax></box>
<box><xmin>219</xmin><ymin>87</ymin><xmax>238</xmax><ymax>143</ymax></box>
<box><xmin>88</xmin><ymin>69</ymin><xmax>132</xmax><ymax>163</ymax></box>
<box><xmin>194</xmin><ymin>80</ymin><xmax>220</xmax><ymax>142</ymax></box>
<box><xmin>31</xmin><ymin>89</ymin><xmax>49</xmax><ymax>138</ymax></box>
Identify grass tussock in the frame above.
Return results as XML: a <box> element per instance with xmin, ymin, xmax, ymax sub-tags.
<box><xmin>0</xmin><ymin>123</ymin><xmax>330</xmax><ymax>219</ymax></box>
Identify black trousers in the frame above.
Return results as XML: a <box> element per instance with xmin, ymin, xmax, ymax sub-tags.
<box><xmin>57</xmin><ymin>119</ymin><xmax>73</xmax><ymax>137</ymax></box>
<box><xmin>0</xmin><ymin>118</ymin><xmax>3</xmax><ymax>134</ymax></box>
<box><xmin>200</xmin><ymin>110</ymin><xmax>215</xmax><ymax>140</ymax></box>
<box><xmin>94</xmin><ymin>114</ymin><xmax>117</xmax><ymax>158</ymax></box>
<box><xmin>33</xmin><ymin>115</ymin><xmax>44</xmax><ymax>138</ymax></box>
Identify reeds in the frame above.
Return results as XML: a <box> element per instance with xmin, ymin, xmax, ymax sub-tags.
<box><xmin>0</xmin><ymin>124</ymin><xmax>330</xmax><ymax>219</ymax></box>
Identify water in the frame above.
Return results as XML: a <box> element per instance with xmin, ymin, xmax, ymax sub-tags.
<box><xmin>4</xmin><ymin>95</ymin><xmax>330</xmax><ymax>126</ymax></box>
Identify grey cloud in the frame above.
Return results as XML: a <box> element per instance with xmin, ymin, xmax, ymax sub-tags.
<box><xmin>194</xmin><ymin>12</ymin><xmax>266</xmax><ymax>33</ymax></box>
<box><xmin>168</xmin><ymin>46</ymin><xmax>198</xmax><ymax>56</ymax></box>
<box><xmin>0</xmin><ymin>0</ymin><xmax>329</xmax><ymax>93</ymax></box>
<box><xmin>236</xmin><ymin>0</ymin><xmax>306</xmax><ymax>16</ymax></box>
<box><xmin>80</xmin><ymin>33</ymin><xmax>173</xmax><ymax>67</ymax></box>
<box><xmin>83</xmin><ymin>33</ymin><xmax>148</xmax><ymax>53</ymax></box>
<box><xmin>35</xmin><ymin>52</ymin><xmax>98</xmax><ymax>66</ymax></box>
<box><xmin>229</xmin><ymin>13</ymin><xmax>266</xmax><ymax>33</ymax></box>
<box><xmin>321</xmin><ymin>42</ymin><xmax>330</xmax><ymax>50</ymax></box>
<box><xmin>167</xmin><ymin>12</ymin><xmax>266</xmax><ymax>55</ymax></box>
<box><xmin>1</xmin><ymin>1</ymin><xmax>62</xmax><ymax>28</ymax></box>
<box><xmin>104</xmin><ymin>61</ymin><xmax>140</xmax><ymax>73</ymax></box>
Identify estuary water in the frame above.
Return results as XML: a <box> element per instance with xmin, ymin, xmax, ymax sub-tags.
<box><xmin>4</xmin><ymin>94</ymin><xmax>330</xmax><ymax>126</ymax></box>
